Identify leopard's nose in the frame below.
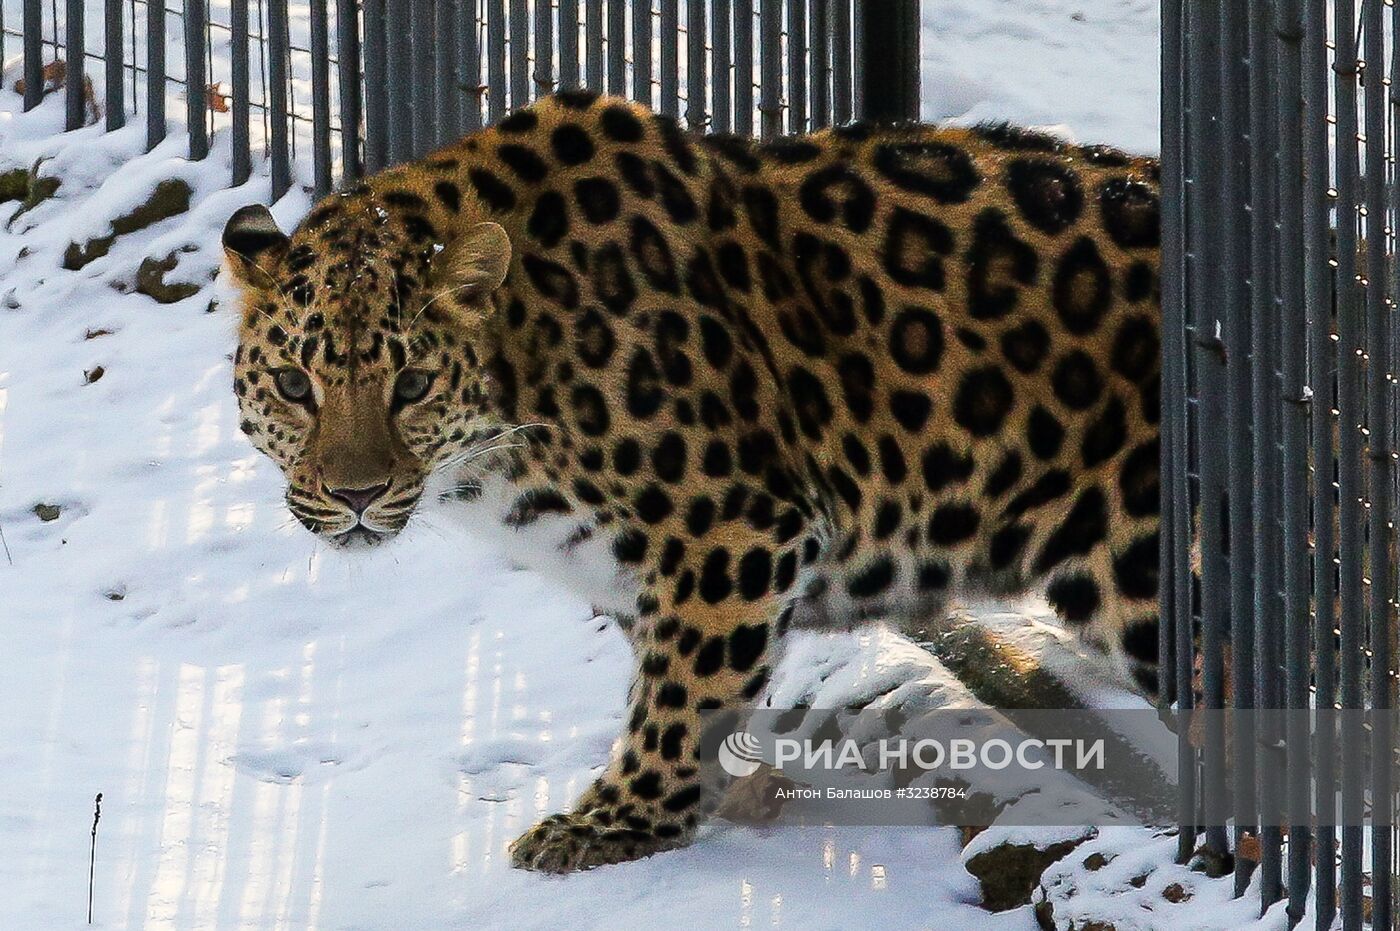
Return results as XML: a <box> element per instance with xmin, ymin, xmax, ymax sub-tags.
<box><xmin>325</xmin><ymin>481</ymin><xmax>390</xmax><ymax>516</ymax></box>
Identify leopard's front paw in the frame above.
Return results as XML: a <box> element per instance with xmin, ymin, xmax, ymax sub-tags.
<box><xmin>508</xmin><ymin>812</ymin><xmax>684</xmax><ymax>873</ymax></box>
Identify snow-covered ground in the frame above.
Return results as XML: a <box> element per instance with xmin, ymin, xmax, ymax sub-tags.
<box><xmin>0</xmin><ymin>2</ymin><xmax>1273</xmax><ymax>929</ymax></box>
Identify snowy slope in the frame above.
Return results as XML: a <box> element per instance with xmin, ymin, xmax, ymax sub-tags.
<box><xmin>2</xmin><ymin>3</ymin><xmax>1164</xmax><ymax>930</ymax></box>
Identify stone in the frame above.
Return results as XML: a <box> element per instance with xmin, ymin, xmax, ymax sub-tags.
<box><xmin>63</xmin><ymin>179</ymin><xmax>192</xmax><ymax>270</ymax></box>
<box><xmin>966</xmin><ymin>833</ymin><xmax>1092</xmax><ymax>912</ymax></box>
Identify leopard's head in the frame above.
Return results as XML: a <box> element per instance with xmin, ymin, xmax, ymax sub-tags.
<box><xmin>222</xmin><ymin>196</ymin><xmax>511</xmax><ymax>546</ymax></box>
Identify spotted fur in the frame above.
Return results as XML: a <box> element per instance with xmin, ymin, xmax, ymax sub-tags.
<box><xmin>223</xmin><ymin>93</ymin><xmax>1161</xmax><ymax>873</ymax></box>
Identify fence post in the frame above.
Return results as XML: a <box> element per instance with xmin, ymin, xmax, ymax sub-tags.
<box><xmin>712</xmin><ymin>0</ymin><xmax>731</xmax><ymax>131</ymax></box>
<box><xmin>268</xmin><ymin>0</ymin><xmax>292</xmax><ymax>197</ymax></box>
<box><xmin>1363</xmin><ymin>0</ymin><xmax>1394</xmax><ymax>924</ymax></box>
<box><xmin>633</xmin><ymin>0</ymin><xmax>652</xmax><ymax>105</ymax></box>
<box><xmin>230</xmin><ymin>0</ymin><xmax>250</xmax><ymax>182</ymax></box>
<box><xmin>1301</xmin><ymin>0</ymin><xmax>1337</xmax><ymax>919</ymax></box>
<box><xmin>785</xmin><ymin>0</ymin><xmax>805</xmax><ymax>132</ymax></box>
<box><xmin>687</xmin><ymin>0</ymin><xmax>707</xmax><ymax>129</ymax></box>
<box><xmin>386</xmin><ymin>0</ymin><xmax>412</xmax><ymax>159</ymax></box>
<box><xmin>584</xmin><ymin>0</ymin><xmax>602</xmax><ymax>93</ymax></box>
<box><xmin>733</xmin><ymin>0</ymin><xmax>753</xmax><ymax>136</ymax></box>
<box><xmin>810</xmin><ymin>0</ymin><xmax>829</xmax><ymax>129</ymax></box>
<box><xmin>147</xmin><ymin>0</ymin><xmax>166</xmax><ymax>149</ymax></box>
<box><xmin>184</xmin><ymin>0</ymin><xmax>206</xmax><ymax>157</ymax></box>
<box><xmin>337</xmin><ymin>0</ymin><xmax>364</xmax><ymax>181</ymax></box>
<box><xmin>462</xmin><ymin>0</ymin><xmax>483</xmax><ymax>130</ymax></box>
<box><xmin>559</xmin><ymin>0</ymin><xmax>579</xmax><ymax>89</ymax></box>
<box><xmin>758</xmin><ymin>0</ymin><xmax>780</xmax><ymax>138</ymax></box>
<box><xmin>310</xmin><ymin>0</ymin><xmax>333</xmax><ymax>195</ymax></box>
<box><xmin>363</xmin><ymin>0</ymin><xmax>389</xmax><ymax>169</ymax></box>
<box><xmin>413</xmin><ymin>0</ymin><xmax>438</xmax><ymax>152</ymax></box>
<box><xmin>658</xmin><ymin>0</ymin><xmax>678</xmax><ymax>116</ymax></box>
<box><xmin>857</xmin><ymin>0</ymin><xmax>917</xmax><ymax>122</ymax></box>
<box><xmin>533</xmin><ymin>0</ymin><xmax>554</xmax><ymax>100</ymax></box>
<box><xmin>487</xmin><ymin>0</ymin><xmax>506</xmax><ymax>124</ymax></box>
<box><xmin>607</xmin><ymin>0</ymin><xmax>625</xmax><ymax>96</ymax></box>
<box><xmin>64</xmin><ymin>0</ymin><xmax>84</xmax><ymax>130</ymax></box>
<box><xmin>103</xmin><ymin>0</ymin><xmax>123</xmax><ymax>129</ymax></box>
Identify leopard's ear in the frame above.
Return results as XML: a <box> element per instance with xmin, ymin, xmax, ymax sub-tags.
<box><xmin>222</xmin><ymin>204</ymin><xmax>290</xmax><ymax>287</ymax></box>
<box><xmin>431</xmin><ymin>221</ymin><xmax>512</xmax><ymax>305</ymax></box>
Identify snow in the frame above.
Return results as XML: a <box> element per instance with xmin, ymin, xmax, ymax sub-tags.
<box><xmin>0</xmin><ymin>2</ymin><xmax>1227</xmax><ymax>930</ymax></box>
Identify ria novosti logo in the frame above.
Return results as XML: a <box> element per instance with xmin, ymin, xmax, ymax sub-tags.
<box><xmin>717</xmin><ymin>730</ymin><xmax>764</xmax><ymax>777</ymax></box>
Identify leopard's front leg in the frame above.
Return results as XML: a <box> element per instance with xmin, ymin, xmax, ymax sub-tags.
<box><xmin>510</xmin><ymin>532</ymin><xmax>798</xmax><ymax>872</ymax></box>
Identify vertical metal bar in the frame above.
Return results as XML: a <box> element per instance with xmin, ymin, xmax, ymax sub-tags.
<box><xmin>1159</xmin><ymin>0</ymin><xmax>1183</xmax><ymax>714</ymax></box>
<box><xmin>1218</xmin><ymin>0</ymin><xmax>1257</xmax><ymax>900</ymax></box>
<box><xmin>1275</xmin><ymin>0</ymin><xmax>1311</xmax><ymax>917</ymax></box>
<box><xmin>267</xmin><ymin>0</ymin><xmax>292</xmax><ymax>196</ymax></box>
<box><xmin>786</xmin><ymin>0</ymin><xmax>805</xmax><ymax>132</ymax></box>
<box><xmin>22</xmin><ymin>0</ymin><xmax>41</xmax><ymax>112</ymax></box>
<box><xmin>310</xmin><ymin>0</ymin><xmax>333</xmax><ymax>195</ymax></box>
<box><xmin>832</xmin><ymin>0</ymin><xmax>850</xmax><ymax>124</ymax></box>
<box><xmin>758</xmin><ymin>0</ymin><xmax>780</xmax><ymax>138</ymax></box>
<box><xmin>1303</xmin><ymin>0</ymin><xmax>1337</xmax><ymax>920</ymax></box>
<box><xmin>1367</xmin><ymin>2</ymin><xmax>1395</xmax><ymax>925</ymax></box>
<box><xmin>535</xmin><ymin>0</ymin><xmax>555</xmax><ymax>97</ymax></box>
<box><xmin>856</xmin><ymin>0</ymin><xmax>916</xmax><ymax>122</ymax></box>
<box><xmin>1331</xmin><ymin>2</ymin><xmax>1367</xmax><ymax>926</ymax></box>
<box><xmin>1163</xmin><ymin>0</ymin><xmax>1198</xmax><ymax>864</ymax></box>
<box><xmin>659</xmin><ymin>0</ymin><xmax>678</xmax><ymax>116</ymax></box>
<box><xmin>1188</xmin><ymin>0</ymin><xmax>1231</xmax><ymax>863</ymax></box>
<box><xmin>104</xmin><ymin>0</ymin><xmax>123</xmax><ymax>129</ymax></box>
<box><xmin>182</xmin><ymin>0</ymin><xmax>204</xmax><ymax>153</ymax></box>
<box><xmin>686</xmin><ymin>0</ymin><xmax>706</xmax><ymax>129</ymax></box>
<box><xmin>439</xmin><ymin>0</ymin><xmax>463</xmax><ymax>143</ymax></box>
<box><xmin>487</xmin><ymin>0</ymin><xmax>506</xmax><ymax>123</ymax></box>
<box><xmin>386</xmin><ymin>0</ymin><xmax>411</xmax><ymax>159</ymax></box>
<box><xmin>415</xmin><ymin>0</ymin><xmax>438</xmax><ymax>149</ymax></box>
<box><xmin>585</xmin><ymin>0</ymin><xmax>603</xmax><ymax>92</ymax></box>
<box><xmin>463</xmin><ymin>0</ymin><xmax>483</xmax><ymax>130</ymax></box>
<box><xmin>509</xmin><ymin>0</ymin><xmax>528</xmax><ymax>106</ymax></box>
<box><xmin>231</xmin><ymin>0</ymin><xmax>251</xmax><ymax>183</ymax></box>
<box><xmin>1250</xmin><ymin>0</ymin><xmax>1285</xmax><ymax>904</ymax></box>
<box><xmin>559</xmin><ymin>0</ymin><xmax>579</xmax><ymax>89</ymax></box>
<box><xmin>851</xmin><ymin>0</ymin><xmax>864</xmax><ymax>118</ymax></box>
<box><xmin>147</xmin><ymin>0</ymin><xmax>166</xmax><ymax>147</ymax></box>
<box><xmin>337</xmin><ymin>0</ymin><xmax>364</xmax><ymax>179</ymax></box>
<box><xmin>712</xmin><ymin>0</ymin><xmax>731</xmax><ymax>132</ymax></box>
<box><xmin>733</xmin><ymin>0</ymin><xmax>753</xmax><ymax>135</ymax></box>
<box><xmin>607</xmin><ymin>0</ymin><xmax>625</xmax><ymax>95</ymax></box>
<box><xmin>363</xmin><ymin>0</ymin><xmax>389</xmax><ymax>170</ymax></box>
<box><xmin>632</xmin><ymin>0</ymin><xmax>651</xmax><ymax>104</ymax></box>
<box><xmin>64</xmin><ymin>0</ymin><xmax>82</xmax><ymax>130</ymax></box>
<box><xmin>1250</xmin><ymin>0</ymin><xmax>1286</xmax><ymax>913</ymax></box>
<box><xmin>810</xmin><ymin>0</ymin><xmax>829</xmax><ymax>129</ymax></box>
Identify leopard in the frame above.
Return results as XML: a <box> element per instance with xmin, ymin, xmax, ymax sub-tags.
<box><xmin>221</xmin><ymin>90</ymin><xmax>1161</xmax><ymax>873</ymax></box>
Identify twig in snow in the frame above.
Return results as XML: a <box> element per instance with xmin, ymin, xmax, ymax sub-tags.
<box><xmin>0</xmin><ymin>520</ymin><xmax>11</xmax><ymax>565</ymax></box>
<box><xmin>87</xmin><ymin>793</ymin><xmax>102</xmax><ymax>924</ymax></box>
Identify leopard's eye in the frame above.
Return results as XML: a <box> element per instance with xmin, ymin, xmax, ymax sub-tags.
<box><xmin>394</xmin><ymin>368</ymin><xmax>434</xmax><ymax>405</ymax></box>
<box><xmin>274</xmin><ymin>367</ymin><xmax>313</xmax><ymax>403</ymax></box>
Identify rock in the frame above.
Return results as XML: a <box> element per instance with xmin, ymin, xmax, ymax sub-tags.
<box><xmin>33</xmin><ymin>503</ymin><xmax>61</xmax><ymax>522</ymax></box>
<box><xmin>1161</xmin><ymin>882</ymin><xmax>1190</xmax><ymax>903</ymax></box>
<box><xmin>966</xmin><ymin>833</ymin><xmax>1092</xmax><ymax>912</ymax></box>
<box><xmin>84</xmin><ymin>365</ymin><xmax>105</xmax><ymax>384</ymax></box>
<box><xmin>63</xmin><ymin>179</ymin><xmax>192</xmax><ymax>270</ymax></box>
<box><xmin>135</xmin><ymin>251</ymin><xmax>204</xmax><ymax>303</ymax></box>
<box><xmin>1082</xmin><ymin>852</ymin><xmax>1111</xmax><ymax>871</ymax></box>
<box><xmin>0</xmin><ymin>168</ymin><xmax>28</xmax><ymax>203</ymax></box>
<box><xmin>2</xmin><ymin>163</ymin><xmax>62</xmax><ymax>221</ymax></box>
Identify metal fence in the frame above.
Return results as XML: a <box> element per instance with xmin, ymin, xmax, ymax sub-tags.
<box><xmin>5</xmin><ymin>0</ymin><xmax>918</xmax><ymax>200</ymax></box>
<box><xmin>1163</xmin><ymin>1</ymin><xmax>1399</xmax><ymax>927</ymax></box>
